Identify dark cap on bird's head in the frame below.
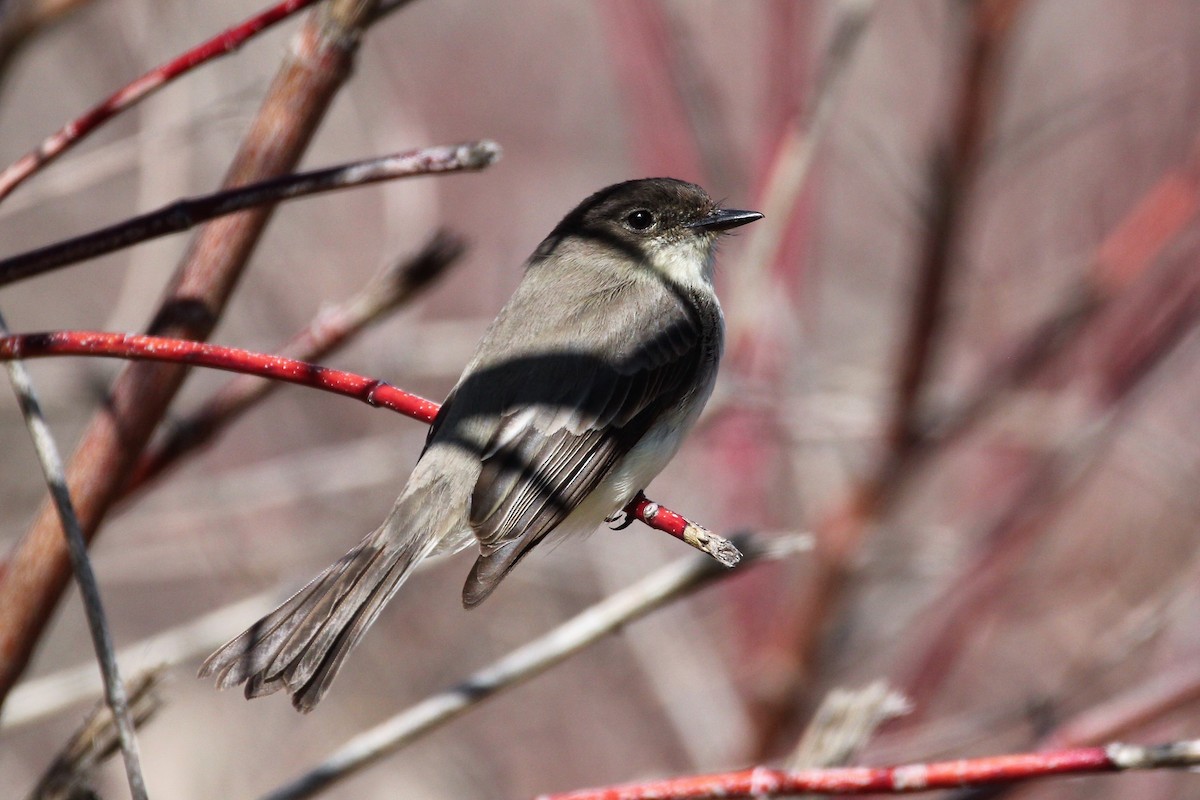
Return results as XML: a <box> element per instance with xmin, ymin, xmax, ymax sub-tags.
<box><xmin>536</xmin><ymin>178</ymin><xmax>762</xmax><ymax>268</ymax></box>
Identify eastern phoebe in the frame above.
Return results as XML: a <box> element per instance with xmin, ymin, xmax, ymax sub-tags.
<box><xmin>201</xmin><ymin>178</ymin><xmax>762</xmax><ymax>711</ymax></box>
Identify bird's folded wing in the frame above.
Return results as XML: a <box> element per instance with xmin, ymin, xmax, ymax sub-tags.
<box><xmin>464</xmin><ymin>301</ymin><xmax>705</xmax><ymax>588</ymax></box>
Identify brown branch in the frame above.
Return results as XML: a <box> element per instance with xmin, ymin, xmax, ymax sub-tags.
<box><xmin>0</xmin><ymin>0</ymin><xmax>387</xmax><ymax>711</ymax></box>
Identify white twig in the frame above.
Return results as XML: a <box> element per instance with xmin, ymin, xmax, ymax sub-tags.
<box><xmin>0</xmin><ymin>309</ymin><xmax>149</xmax><ymax>800</ymax></box>
<box><xmin>260</xmin><ymin>533</ymin><xmax>811</xmax><ymax>800</ymax></box>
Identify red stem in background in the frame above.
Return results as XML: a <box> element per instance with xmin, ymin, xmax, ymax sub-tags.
<box><xmin>0</xmin><ymin>0</ymin><xmax>321</xmax><ymax>203</ymax></box>
<box><xmin>0</xmin><ymin>330</ymin><xmax>712</xmax><ymax>550</ymax></box>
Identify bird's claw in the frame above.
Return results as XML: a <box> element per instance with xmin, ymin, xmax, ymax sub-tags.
<box><xmin>605</xmin><ymin>510</ymin><xmax>635</xmax><ymax>530</ymax></box>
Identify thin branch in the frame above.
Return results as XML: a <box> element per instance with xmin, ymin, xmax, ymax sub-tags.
<box><xmin>120</xmin><ymin>230</ymin><xmax>466</xmax><ymax>497</ymax></box>
<box><xmin>0</xmin><ymin>142</ymin><xmax>499</xmax><ymax>287</ymax></box>
<box><xmin>0</xmin><ymin>314</ymin><xmax>147</xmax><ymax>800</ymax></box>
<box><xmin>1043</xmin><ymin>660</ymin><xmax>1200</xmax><ymax>750</ymax></box>
<box><xmin>258</xmin><ymin>533</ymin><xmax>809</xmax><ymax>800</ymax></box>
<box><xmin>0</xmin><ymin>330</ymin><xmax>742</xmax><ymax>561</ymax></box>
<box><xmin>536</xmin><ymin>740</ymin><xmax>1200</xmax><ymax>800</ymax></box>
<box><xmin>0</xmin><ymin>329</ymin><xmax>441</xmax><ymax>418</ymax></box>
<box><xmin>625</xmin><ymin>492</ymin><xmax>742</xmax><ymax>566</ymax></box>
<box><xmin>0</xmin><ymin>0</ymin><xmax>322</xmax><ymax>203</ymax></box>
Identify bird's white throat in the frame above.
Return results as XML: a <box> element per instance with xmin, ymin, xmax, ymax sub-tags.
<box><xmin>644</xmin><ymin>234</ymin><xmax>717</xmax><ymax>291</ymax></box>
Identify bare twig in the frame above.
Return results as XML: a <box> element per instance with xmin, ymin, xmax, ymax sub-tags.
<box><xmin>0</xmin><ymin>310</ymin><xmax>148</xmax><ymax>800</ymax></box>
<box><xmin>0</xmin><ymin>329</ymin><xmax>441</xmax><ymax>418</ymax></box>
<box><xmin>27</xmin><ymin>670</ymin><xmax>163</xmax><ymax>800</ymax></box>
<box><xmin>0</xmin><ymin>143</ymin><xmax>498</xmax><ymax>287</ymax></box>
<box><xmin>258</xmin><ymin>534</ymin><xmax>810</xmax><ymax>800</ymax></box>
<box><xmin>0</xmin><ymin>0</ymin><xmax>322</xmax><ymax>203</ymax></box>
<box><xmin>537</xmin><ymin>739</ymin><xmax>1200</xmax><ymax>799</ymax></box>
<box><xmin>0</xmin><ymin>329</ymin><xmax>739</xmax><ymax>559</ymax></box>
<box><xmin>626</xmin><ymin>492</ymin><xmax>742</xmax><ymax>566</ymax></box>
<box><xmin>121</xmin><ymin>230</ymin><xmax>466</xmax><ymax>496</ymax></box>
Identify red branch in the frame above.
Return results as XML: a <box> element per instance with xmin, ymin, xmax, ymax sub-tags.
<box><xmin>538</xmin><ymin>741</ymin><xmax>1199</xmax><ymax>799</ymax></box>
<box><xmin>0</xmin><ymin>330</ymin><xmax>710</xmax><ymax>549</ymax></box>
<box><xmin>0</xmin><ymin>0</ymin><xmax>321</xmax><ymax>202</ymax></box>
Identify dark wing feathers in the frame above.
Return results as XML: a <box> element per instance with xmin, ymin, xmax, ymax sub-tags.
<box><xmin>460</xmin><ymin>306</ymin><xmax>707</xmax><ymax>604</ymax></box>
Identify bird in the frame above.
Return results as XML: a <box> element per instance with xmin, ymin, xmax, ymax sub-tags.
<box><xmin>200</xmin><ymin>178</ymin><xmax>762</xmax><ymax>711</ymax></box>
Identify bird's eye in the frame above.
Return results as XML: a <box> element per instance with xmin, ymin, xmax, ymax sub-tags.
<box><xmin>625</xmin><ymin>209</ymin><xmax>655</xmax><ymax>230</ymax></box>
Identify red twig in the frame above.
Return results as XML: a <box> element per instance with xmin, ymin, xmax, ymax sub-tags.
<box><xmin>538</xmin><ymin>740</ymin><xmax>1200</xmax><ymax>799</ymax></box>
<box><xmin>0</xmin><ymin>0</ymin><xmax>321</xmax><ymax>203</ymax></box>
<box><xmin>0</xmin><ymin>330</ymin><xmax>735</xmax><ymax>558</ymax></box>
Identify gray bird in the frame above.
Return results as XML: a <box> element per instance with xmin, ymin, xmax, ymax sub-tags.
<box><xmin>201</xmin><ymin>178</ymin><xmax>762</xmax><ymax>711</ymax></box>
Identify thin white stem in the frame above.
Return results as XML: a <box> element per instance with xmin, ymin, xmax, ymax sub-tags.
<box><xmin>0</xmin><ymin>308</ymin><xmax>149</xmax><ymax>800</ymax></box>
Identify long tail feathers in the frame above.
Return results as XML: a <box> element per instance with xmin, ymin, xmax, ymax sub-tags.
<box><xmin>200</xmin><ymin>500</ymin><xmax>442</xmax><ymax>712</ymax></box>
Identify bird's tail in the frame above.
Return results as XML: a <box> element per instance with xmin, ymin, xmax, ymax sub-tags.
<box><xmin>200</xmin><ymin>488</ymin><xmax>452</xmax><ymax>712</ymax></box>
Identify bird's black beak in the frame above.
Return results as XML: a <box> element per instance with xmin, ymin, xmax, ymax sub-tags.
<box><xmin>687</xmin><ymin>208</ymin><xmax>764</xmax><ymax>233</ymax></box>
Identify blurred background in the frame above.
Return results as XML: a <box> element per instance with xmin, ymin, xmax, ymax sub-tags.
<box><xmin>2</xmin><ymin>1</ymin><xmax>1200</xmax><ymax>797</ymax></box>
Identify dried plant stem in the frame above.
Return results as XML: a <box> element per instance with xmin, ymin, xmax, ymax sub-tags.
<box><xmin>537</xmin><ymin>740</ymin><xmax>1200</xmax><ymax>800</ymax></box>
<box><xmin>259</xmin><ymin>534</ymin><xmax>807</xmax><ymax>800</ymax></box>
<box><xmin>0</xmin><ymin>0</ymin><xmax>384</xmax><ymax>710</ymax></box>
<box><xmin>0</xmin><ymin>330</ymin><xmax>738</xmax><ymax>559</ymax></box>
<box><xmin>0</xmin><ymin>142</ymin><xmax>498</xmax><ymax>287</ymax></box>
<box><xmin>0</xmin><ymin>314</ymin><xmax>147</xmax><ymax>800</ymax></box>
<box><xmin>0</xmin><ymin>0</ymin><xmax>322</xmax><ymax>203</ymax></box>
